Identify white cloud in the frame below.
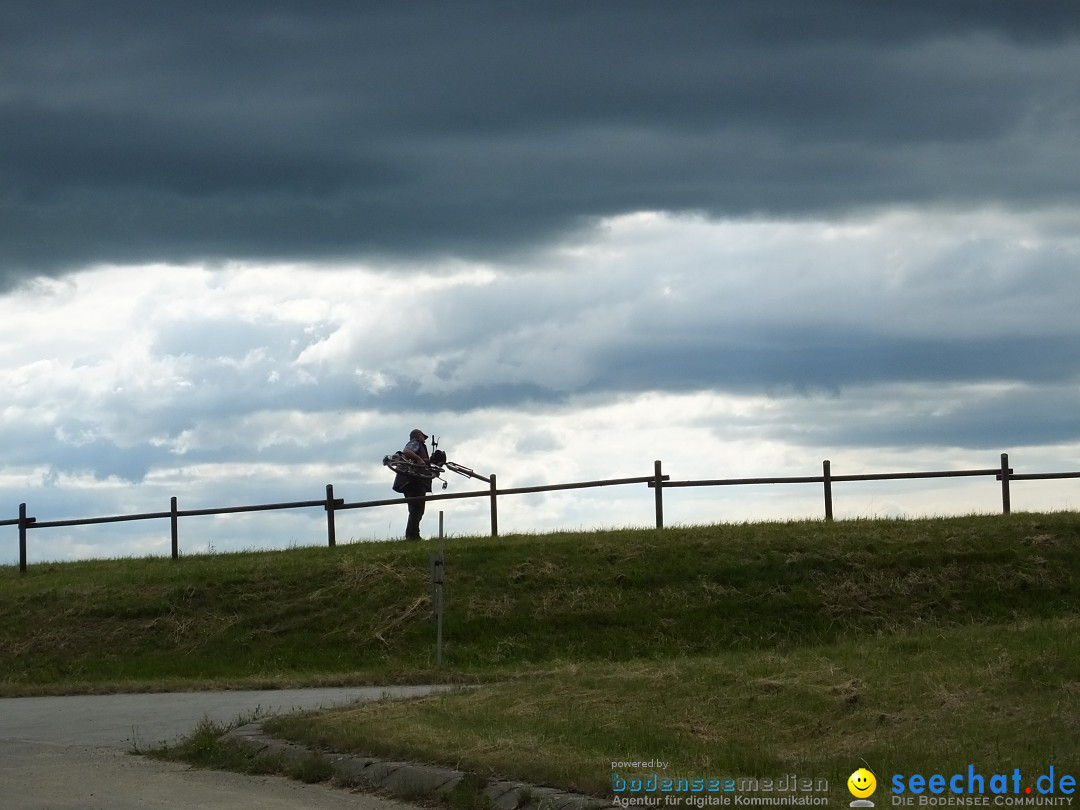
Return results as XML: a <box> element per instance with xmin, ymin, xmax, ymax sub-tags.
<box><xmin>2</xmin><ymin>208</ymin><xmax>1079</xmax><ymax>563</ymax></box>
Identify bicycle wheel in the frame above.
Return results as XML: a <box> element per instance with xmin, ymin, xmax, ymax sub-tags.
<box><xmin>383</xmin><ymin>454</ymin><xmax>414</xmax><ymax>475</ymax></box>
<box><xmin>409</xmin><ymin>465</ymin><xmax>442</xmax><ymax>479</ymax></box>
<box><xmin>383</xmin><ymin>454</ymin><xmax>440</xmax><ymax>479</ymax></box>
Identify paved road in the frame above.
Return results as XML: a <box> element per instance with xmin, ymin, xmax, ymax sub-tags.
<box><xmin>0</xmin><ymin>686</ymin><xmax>448</xmax><ymax>810</ymax></box>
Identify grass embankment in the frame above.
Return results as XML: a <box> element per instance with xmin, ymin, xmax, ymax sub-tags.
<box><xmin>3</xmin><ymin>514</ymin><xmax>1080</xmax><ymax>796</ymax></box>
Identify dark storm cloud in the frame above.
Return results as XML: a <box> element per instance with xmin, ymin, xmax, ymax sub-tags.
<box><xmin>751</xmin><ymin>383</ymin><xmax>1080</xmax><ymax>453</ymax></box>
<box><xmin>592</xmin><ymin>328</ymin><xmax>1080</xmax><ymax>397</ymax></box>
<box><xmin>3</xmin><ymin>0</ymin><xmax>1079</xmax><ymax>285</ymax></box>
<box><xmin>0</xmin><ymin>420</ymin><xmax>156</xmax><ymax>483</ymax></box>
<box><xmin>367</xmin><ymin>329</ymin><xmax>1080</xmax><ymax>418</ymax></box>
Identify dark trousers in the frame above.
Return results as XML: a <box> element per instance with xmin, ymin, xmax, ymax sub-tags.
<box><xmin>403</xmin><ymin>481</ymin><xmax>427</xmax><ymax>538</ymax></box>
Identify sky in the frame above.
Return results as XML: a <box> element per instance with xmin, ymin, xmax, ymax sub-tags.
<box><xmin>3</xmin><ymin>1</ymin><xmax>1080</xmax><ymax>563</ymax></box>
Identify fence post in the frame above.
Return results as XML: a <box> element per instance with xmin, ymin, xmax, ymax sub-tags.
<box><xmin>489</xmin><ymin>474</ymin><xmax>498</xmax><ymax>538</ymax></box>
<box><xmin>1000</xmin><ymin>453</ymin><xmax>1011</xmax><ymax>515</ymax></box>
<box><xmin>18</xmin><ymin>502</ymin><xmax>28</xmax><ymax>574</ymax></box>
<box><xmin>325</xmin><ymin>484</ymin><xmax>337</xmax><ymax>547</ymax></box>
<box><xmin>823</xmin><ymin>460</ymin><xmax>834</xmax><ymax>521</ymax></box>
<box><xmin>654</xmin><ymin>460</ymin><xmax>664</xmax><ymax>529</ymax></box>
<box><xmin>433</xmin><ymin>512</ymin><xmax>445</xmax><ymax>668</ymax></box>
<box><xmin>170</xmin><ymin>496</ymin><xmax>179</xmax><ymax>559</ymax></box>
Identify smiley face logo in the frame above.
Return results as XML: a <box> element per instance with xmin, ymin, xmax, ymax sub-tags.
<box><xmin>848</xmin><ymin>768</ymin><xmax>877</xmax><ymax>799</ymax></box>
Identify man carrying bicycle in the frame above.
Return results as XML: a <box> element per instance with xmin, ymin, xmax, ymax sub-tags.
<box><xmin>393</xmin><ymin>428</ymin><xmax>431</xmax><ymax>539</ymax></box>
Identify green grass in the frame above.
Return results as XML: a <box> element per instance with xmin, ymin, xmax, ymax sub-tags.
<box><xmin>261</xmin><ymin>617</ymin><xmax>1080</xmax><ymax>795</ymax></box>
<box><xmin>4</xmin><ymin>513</ymin><xmax>1079</xmax><ymax>692</ymax></box>
<box><xmin>141</xmin><ymin>716</ymin><xmax>284</xmax><ymax>774</ymax></box>
<box><xmin>3</xmin><ymin>513</ymin><xmax>1079</xmax><ymax>798</ymax></box>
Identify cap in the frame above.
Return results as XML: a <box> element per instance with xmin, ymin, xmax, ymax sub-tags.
<box><xmin>410</xmin><ymin>428</ymin><xmax>428</xmax><ymax>440</ymax></box>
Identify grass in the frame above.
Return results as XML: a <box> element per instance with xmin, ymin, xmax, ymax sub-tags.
<box><xmin>142</xmin><ymin>716</ymin><xmax>284</xmax><ymax>774</ymax></box>
<box><xmin>140</xmin><ymin>715</ymin><xmax>335</xmax><ymax>785</ymax></box>
<box><xmin>3</xmin><ymin>512</ymin><xmax>1079</xmax><ymax>799</ymax></box>
<box><xmin>263</xmin><ymin>617</ymin><xmax>1080</xmax><ymax>795</ymax></box>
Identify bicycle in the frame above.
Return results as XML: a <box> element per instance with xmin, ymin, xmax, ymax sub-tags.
<box><xmin>382</xmin><ymin>436</ymin><xmax>484</xmax><ymax>488</ymax></box>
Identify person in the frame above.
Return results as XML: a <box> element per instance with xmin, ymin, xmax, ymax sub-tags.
<box><xmin>393</xmin><ymin>428</ymin><xmax>431</xmax><ymax>539</ymax></box>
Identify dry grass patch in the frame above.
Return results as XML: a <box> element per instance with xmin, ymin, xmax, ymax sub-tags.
<box><xmin>266</xmin><ymin>618</ymin><xmax>1080</xmax><ymax>796</ymax></box>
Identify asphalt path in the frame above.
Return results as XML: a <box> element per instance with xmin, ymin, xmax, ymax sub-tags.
<box><xmin>0</xmin><ymin>686</ymin><xmax>449</xmax><ymax>810</ymax></box>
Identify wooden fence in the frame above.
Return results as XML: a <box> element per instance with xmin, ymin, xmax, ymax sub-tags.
<box><xmin>4</xmin><ymin>452</ymin><xmax>1079</xmax><ymax>573</ymax></box>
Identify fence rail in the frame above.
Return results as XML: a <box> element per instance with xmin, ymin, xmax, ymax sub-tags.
<box><xmin>5</xmin><ymin>453</ymin><xmax>1080</xmax><ymax>573</ymax></box>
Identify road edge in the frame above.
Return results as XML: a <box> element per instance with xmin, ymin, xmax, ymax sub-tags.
<box><xmin>224</xmin><ymin>722</ymin><xmax>615</xmax><ymax>810</ymax></box>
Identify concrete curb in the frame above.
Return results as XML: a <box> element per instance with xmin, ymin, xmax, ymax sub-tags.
<box><xmin>224</xmin><ymin>722</ymin><xmax>615</xmax><ymax>810</ymax></box>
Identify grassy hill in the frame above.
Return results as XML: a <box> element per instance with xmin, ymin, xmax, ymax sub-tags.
<box><xmin>4</xmin><ymin>513</ymin><xmax>1080</xmax><ymax>795</ymax></box>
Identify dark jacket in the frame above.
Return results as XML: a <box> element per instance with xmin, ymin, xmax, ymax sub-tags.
<box><xmin>392</xmin><ymin>438</ymin><xmax>431</xmax><ymax>493</ymax></box>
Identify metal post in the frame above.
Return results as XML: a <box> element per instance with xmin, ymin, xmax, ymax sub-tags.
<box><xmin>325</xmin><ymin>484</ymin><xmax>337</xmax><ymax>547</ymax></box>
<box><xmin>170</xmin><ymin>496</ymin><xmax>179</xmax><ymax>559</ymax></box>
<box><xmin>823</xmin><ymin>460</ymin><xmax>834</xmax><ymax>521</ymax></box>
<box><xmin>1000</xmin><ymin>453</ymin><xmax>1011</xmax><ymax>515</ymax></box>
<box><xmin>654</xmin><ymin>460</ymin><xmax>664</xmax><ymax>529</ymax></box>
<box><xmin>435</xmin><ymin>510</ymin><xmax>445</xmax><ymax>668</ymax></box>
<box><xmin>489</xmin><ymin>473</ymin><xmax>498</xmax><ymax>538</ymax></box>
<box><xmin>434</xmin><ymin>560</ymin><xmax>444</xmax><ymax>667</ymax></box>
<box><xmin>18</xmin><ymin>502</ymin><xmax>28</xmax><ymax>574</ymax></box>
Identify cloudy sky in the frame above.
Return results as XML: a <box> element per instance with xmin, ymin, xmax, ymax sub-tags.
<box><xmin>3</xmin><ymin>1</ymin><xmax>1080</xmax><ymax>563</ymax></box>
